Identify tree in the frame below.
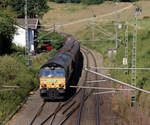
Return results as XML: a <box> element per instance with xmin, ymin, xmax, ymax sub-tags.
<box><xmin>53</xmin><ymin>0</ymin><xmax>81</xmax><ymax>3</ymax></box>
<box><xmin>0</xmin><ymin>0</ymin><xmax>10</xmax><ymax>9</ymax></box>
<box><xmin>10</xmin><ymin>0</ymin><xmax>49</xmax><ymax>18</ymax></box>
<box><xmin>54</xmin><ymin>0</ymin><xmax>66</xmax><ymax>3</ymax></box>
<box><xmin>70</xmin><ymin>0</ymin><xmax>81</xmax><ymax>3</ymax></box>
<box><xmin>0</xmin><ymin>8</ymin><xmax>16</xmax><ymax>54</ymax></box>
<box><xmin>81</xmin><ymin>0</ymin><xmax>104</xmax><ymax>4</ymax></box>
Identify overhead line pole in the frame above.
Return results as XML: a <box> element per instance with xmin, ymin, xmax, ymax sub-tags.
<box><xmin>25</xmin><ymin>0</ymin><xmax>31</xmax><ymax>66</ymax></box>
<box><xmin>124</xmin><ymin>23</ymin><xmax>128</xmax><ymax>66</ymax></box>
<box><xmin>131</xmin><ymin>5</ymin><xmax>142</xmax><ymax>106</ymax></box>
<box><xmin>131</xmin><ymin>6</ymin><xmax>138</xmax><ymax>87</ymax></box>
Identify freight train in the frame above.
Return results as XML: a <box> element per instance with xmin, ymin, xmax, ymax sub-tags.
<box><xmin>39</xmin><ymin>32</ymin><xmax>83</xmax><ymax>101</ymax></box>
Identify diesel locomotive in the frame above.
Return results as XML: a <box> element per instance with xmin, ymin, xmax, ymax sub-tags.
<box><xmin>39</xmin><ymin>32</ymin><xmax>83</xmax><ymax>101</ymax></box>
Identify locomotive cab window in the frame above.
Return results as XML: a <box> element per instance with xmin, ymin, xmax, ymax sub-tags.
<box><xmin>40</xmin><ymin>68</ymin><xmax>65</xmax><ymax>78</ymax></box>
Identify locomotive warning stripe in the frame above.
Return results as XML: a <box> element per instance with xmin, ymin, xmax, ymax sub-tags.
<box><xmin>40</xmin><ymin>77</ymin><xmax>66</xmax><ymax>89</ymax></box>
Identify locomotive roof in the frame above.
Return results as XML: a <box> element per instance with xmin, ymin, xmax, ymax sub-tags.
<box><xmin>40</xmin><ymin>32</ymin><xmax>80</xmax><ymax>72</ymax></box>
<box><xmin>41</xmin><ymin>52</ymin><xmax>72</xmax><ymax>71</ymax></box>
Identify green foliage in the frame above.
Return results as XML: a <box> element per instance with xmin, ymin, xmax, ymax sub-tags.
<box><xmin>54</xmin><ymin>0</ymin><xmax>66</xmax><ymax>3</ymax></box>
<box><xmin>70</xmin><ymin>0</ymin><xmax>81</xmax><ymax>3</ymax></box>
<box><xmin>10</xmin><ymin>0</ymin><xmax>49</xmax><ymax>18</ymax></box>
<box><xmin>38</xmin><ymin>32</ymin><xmax>65</xmax><ymax>49</ymax></box>
<box><xmin>81</xmin><ymin>0</ymin><xmax>104</xmax><ymax>4</ymax></box>
<box><xmin>49</xmin><ymin>32</ymin><xmax>64</xmax><ymax>49</ymax></box>
<box><xmin>53</xmin><ymin>0</ymin><xmax>81</xmax><ymax>3</ymax></box>
<box><xmin>0</xmin><ymin>8</ymin><xmax>16</xmax><ymax>55</ymax></box>
<box><xmin>0</xmin><ymin>56</ymin><xmax>35</xmax><ymax>121</ymax></box>
<box><xmin>11</xmin><ymin>43</ymin><xmax>25</xmax><ymax>54</ymax></box>
<box><xmin>0</xmin><ymin>0</ymin><xmax>11</xmax><ymax>9</ymax></box>
<box><xmin>120</xmin><ymin>0</ymin><xmax>139</xmax><ymax>1</ymax></box>
<box><xmin>79</xmin><ymin>22</ymin><xmax>150</xmax><ymax>91</ymax></box>
<box><xmin>0</xmin><ymin>50</ymin><xmax>57</xmax><ymax>122</ymax></box>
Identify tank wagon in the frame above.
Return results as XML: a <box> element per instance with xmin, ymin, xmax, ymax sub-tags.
<box><xmin>39</xmin><ymin>32</ymin><xmax>83</xmax><ymax>101</ymax></box>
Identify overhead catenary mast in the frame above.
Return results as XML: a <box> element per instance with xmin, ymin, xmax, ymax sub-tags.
<box><xmin>131</xmin><ymin>5</ymin><xmax>142</xmax><ymax>106</ymax></box>
<box><xmin>25</xmin><ymin>0</ymin><xmax>31</xmax><ymax>66</ymax></box>
<box><xmin>123</xmin><ymin>23</ymin><xmax>128</xmax><ymax>66</ymax></box>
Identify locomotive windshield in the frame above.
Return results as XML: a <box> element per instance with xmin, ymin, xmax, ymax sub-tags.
<box><xmin>40</xmin><ymin>68</ymin><xmax>65</xmax><ymax>77</ymax></box>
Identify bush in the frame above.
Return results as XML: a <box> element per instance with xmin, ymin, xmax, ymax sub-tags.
<box><xmin>11</xmin><ymin>43</ymin><xmax>25</xmax><ymax>54</ymax></box>
<box><xmin>81</xmin><ymin>0</ymin><xmax>104</xmax><ymax>4</ymax></box>
<box><xmin>10</xmin><ymin>0</ymin><xmax>49</xmax><ymax>18</ymax></box>
<box><xmin>0</xmin><ymin>9</ymin><xmax>16</xmax><ymax>55</ymax></box>
<box><xmin>38</xmin><ymin>32</ymin><xmax>65</xmax><ymax>49</ymax></box>
<box><xmin>0</xmin><ymin>55</ymin><xmax>36</xmax><ymax>121</ymax></box>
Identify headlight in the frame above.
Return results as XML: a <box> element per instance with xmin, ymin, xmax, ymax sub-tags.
<box><xmin>41</xmin><ymin>84</ymin><xmax>47</xmax><ymax>88</ymax></box>
<box><xmin>59</xmin><ymin>84</ymin><xmax>64</xmax><ymax>88</ymax></box>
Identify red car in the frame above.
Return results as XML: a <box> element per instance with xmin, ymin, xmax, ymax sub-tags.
<box><xmin>41</xmin><ymin>44</ymin><xmax>54</xmax><ymax>51</ymax></box>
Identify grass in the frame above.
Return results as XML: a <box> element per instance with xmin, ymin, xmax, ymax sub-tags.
<box><xmin>78</xmin><ymin>20</ymin><xmax>150</xmax><ymax>124</ymax></box>
<box><xmin>0</xmin><ymin>55</ymin><xmax>35</xmax><ymax>123</ymax></box>
<box><xmin>42</xmin><ymin>1</ymin><xmax>132</xmax><ymax>28</ymax></box>
<box><xmin>78</xmin><ymin>20</ymin><xmax>150</xmax><ymax>89</ymax></box>
<box><xmin>0</xmin><ymin>52</ymin><xmax>55</xmax><ymax>124</ymax></box>
<box><xmin>0</xmin><ymin>31</ymin><xmax>60</xmax><ymax>124</ymax></box>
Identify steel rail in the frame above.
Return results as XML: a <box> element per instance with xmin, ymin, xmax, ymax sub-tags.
<box><xmin>49</xmin><ymin>103</ymin><xmax>61</xmax><ymax>125</ymax></box>
<box><xmin>29</xmin><ymin>101</ymin><xmax>46</xmax><ymax>125</ymax></box>
<box><xmin>40</xmin><ymin>89</ymin><xmax>81</xmax><ymax>125</ymax></box>
<box><xmin>76</xmin><ymin>48</ymin><xmax>89</xmax><ymax>125</ymax></box>
<box><xmin>58</xmin><ymin>87</ymin><xmax>95</xmax><ymax>125</ymax></box>
<box><xmin>86</xmin><ymin>80</ymin><xmax>107</xmax><ymax>83</ymax></box>
<box><xmin>58</xmin><ymin>104</ymin><xmax>80</xmax><ymax>125</ymax></box>
<box><xmin>81</xmin><ymin>47</ymin><xmax>100</xmax><ymax>125</ymax></box>
<box><xmin>88</xmin><ymin>49</ymin><xmax>100</xmax><ymax>125</ymax></box>
<box><xmin>62</xmin><ymin>101</ymin><xmax>76</xmax><ymax>114</ymax></box>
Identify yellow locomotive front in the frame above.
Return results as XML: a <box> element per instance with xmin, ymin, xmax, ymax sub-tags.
<box><xmin>39</xmin><ymin>67</ymin><xmax>66</xmax><ymax>101</ymax></box>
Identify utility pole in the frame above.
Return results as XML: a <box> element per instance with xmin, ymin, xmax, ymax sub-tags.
<box><xmin>115</xmin><ymin>0</ymin><xmax>119</xmax><ymax>49</ymax></box>
<box><xmin>131</xmin><ymin>5</ymin><xmax>142</xmax><ymax>107</ymax></box>
<box><xmin>25</xmin><ymin>0</ymin><xmax>31</xmax><ymax>66</ymax></box>
<box><xmin>115</xmin><ymin>23</ymin><xmax>118</xmax><ymax>49</ymax></box>
<box><xmin>123</xmin><ymin>23</ymin><xmax>128</xmax><ymax>66</ymax></box>
<box><xmin>92</xmin><ymin>18</ymin><xmax>95</xmax><ymax>41</ymax></box>
<box><xmin>90</xmin><ymin>8</ymin><xmax>96</xmax><ymax>41</ymax></box>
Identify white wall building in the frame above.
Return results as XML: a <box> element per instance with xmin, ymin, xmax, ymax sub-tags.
<box><xmin>12</xmin><ymin>18</ymin><xmax>38</xmax><ymax>52</ymax></box>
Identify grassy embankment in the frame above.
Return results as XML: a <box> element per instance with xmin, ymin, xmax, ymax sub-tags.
<box><xmin>76</xmin><ymin>18</ymin><xmax>150</xmax><ymax>124</ymax></box>
<box><xmin>77</xmin><ymin>19</ymin><xmax>150</xmax><ymax>90</ymax></box>
<box><xmin>0</xmin><ymin>52</ymin><xmax>55</xmax><ymax>124</ymax></box>
<box><xmin>0</xmin><ymin>31</ymin><xmax>65</xmax><ymax>124</ymax></box>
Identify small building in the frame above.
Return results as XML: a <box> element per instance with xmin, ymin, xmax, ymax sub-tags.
<box><xmin>12</xmin><ymin>18</ymin><xmax>39</xmax><ymax>52</ymax></box>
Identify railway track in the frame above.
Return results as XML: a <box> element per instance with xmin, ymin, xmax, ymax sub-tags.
<box><xmin>76</xmin><ymin>46</ymin><xmax>101</xmax><ymax>125</ymax></box>
<box><xmin>8</xmin><ymin>46</ymin><xmax>102</xmax><ymax>125</ymax></box>
<box><xmin>28</xmin><ymin>46</ymin><xmax>88</xmax><ymax>125</ymax></box>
